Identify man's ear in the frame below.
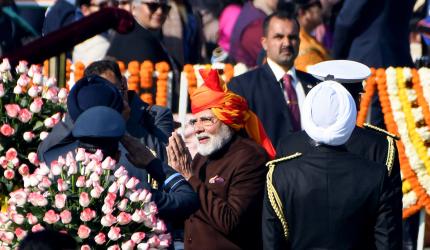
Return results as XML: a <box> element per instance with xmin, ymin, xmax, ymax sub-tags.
<box><xmin>261</xmin><ymin>36</ymin><xmax>268</xmax><ymax>51</ymax></box>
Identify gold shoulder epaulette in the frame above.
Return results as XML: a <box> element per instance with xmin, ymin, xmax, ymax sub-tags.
<box><xmin>266</xmin><ymin>152</ymin><xmax>302</xmax><ymax>168</ymax></box>
<box><xmin>363</xmin><ymin>123</ymin><xmax>400</xmax><ymax>140</ymax></box>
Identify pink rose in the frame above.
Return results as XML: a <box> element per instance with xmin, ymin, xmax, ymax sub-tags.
<box><xmin>117</xmin><ymin>198</ymin><xmax>128</xmax><ymax>211</ymax></box>
<box><xmin>5</xmin><ymin>104</ymin><xmax>21</xmax><ymax>118</ymax></box>
<box><xmin>154</xmin><ymin>220</ymin><xmax>167</xmax><ymax>233</ymax></box>
<box><xmin>16</xmin><ymin>61</ymin><xmax>28</xmax><ymax>74</ymax></box>
<box><xmin>94</xmin><ymin>232</ymin><xmax>106</xmax><ymax>245</ymax></box>
<box><xmin>101</xmin><ymin>213</ymin><xmax>117</xmax><ymax>227</ymax></box>
<box><xmin>126</xmin><ymin>177</ymin><xmax>140</xmax><ymax>189</ymax></box>
<box><xmin>1</xmin><ymin>124</ymin><xmax>15</xmax><ymax>136</ymax></box>
<box><xmin>39</xmin><ymin>131</ymin><xmax>49</xmax><ymax>140</ymax></box>
<box><xmin>23</xmin><ymin>131</ymin><xmax>35</xmax><ymax>142</ymax></box>
<box><xmin>26</xmin><ymin>213</ymin><xmax>38</xmax><ymax>225</ymax></box>
<box><xmin>114</xmin><ymin>166</ymin><xmax>127</xmax><ymax>178</ymax></box>
<box><xmin>117</xmin><ymin>212</ymin><xmax>132</xmax><ymax>225</ymax></box>
<box><xmin>104</xmin><ymin>192</ymin><xmax>117</xmax><ymax>207</ymax></box>
<box><xmin>0</xmin><ymin>156</ymin><xmax>7</xmax><ymax>168</ymax></box>
<box><xmin>32</xmin><ymin>72</ymin><xmax>43</xmax><ymax>85</ymax></box>
<box><xmin>90</xmin><ymin>184</ymin><xmax>104</xmax><ymax>198</ymax></box>
<box><xmin>38</xmin><ymin>176</ymin><xmax>52</xmax><ymax>190</ymax></box>
<box><xmin>80</xmin><ymin>208</ymin><xmax>96</xmax><ymax>222</ymax></box>
<box><xmin>121</xmin><ymin>240</ymin><xmax>135</xmax><ymax>250</ymax></box>
<box><xmin>44</xmin><ymin>117</ymin><xmax>55</xmax><ymax>128</ymax></box>
<box><xmin>101</xmin><ymin>156</ymin><xmax>116</xmax><ymax>170</ymax></box>
<box><xmin>27</xmin><ymin>86</ymin><xmax>39</xmax><ymax>97</ymax></box>
<box><xmin>107</xmin><ymin>245</ymin><xmax>120</xmax><ymax>250</ymax></box>
<box><xmin>45</xmin><ymin>87</ymin><xmax>59</xmax><ymax>102</ymax></box>
<box><xmin>58</xmin><ymin>88</ymin><xmax>68</xmax><ymax>99</ymax></box>
<box><xmin>108</xmin><ymin>182</ymin><xmax>119</xmax><ymax>193</ymax></box>
<box><xmin>13</xmin><ymin>85</ymin><xmax>23</xmax><ymax>94</ymax></box>
<box><xmin>29</xmin><ymin>97</ymin><xmax>43</xmax><ymax>113</ymax></box>
<box><xmin>132</xmin><ymin>209</ymin><xmax>146</xmax><ymax>223</ymax></box>
<box><xmin>129</xmin><ymin>190</ymin><xmax>141</xmax><ymax>202</ymax></box>
<box><xmin>55</xmin><ymin>194</ymin><xmax>67</xmax><ymax>209</ymax></box>
<box><xmin>101</xmin><ymin>204</ymin><xmax>114</xmax><ymax>214</ymax></box>
<box><xmin>0</xmin><ymin>231</ymin><xmax>14</xmax><ymax>244</ymax></box>
<box><xmin>4</xmin><ymin>169</ymin><xmax>15</xmax><ymax>180</ymax></box>
<box><xmin>57</xmin><ymin>178</ymin><xmax>68</xmax><ymax>192</ymax></box>
<box><xmin>131</xmin><ymin>232</ymin><xmax>146</xmax><ymax>244</ymax></box>
<box><xmin>79</xmin><ymin>192</ymin><xmax>90</xmax><ymax>207</ymax></box>
<box><xmin>0</xmin><ymin>58</ymin><xmax>11</xmax><ymax>72</ymax></box>
<box><xmin>89</xmin><ymin>149</ymin><xmax>104</xmax><ymax>162</ymax></box>
<box><xmin>0</xmin><ymin>84</ymin><xmax>4</xmax><ymax>97</ymax></box>
<box><xmin>50</xmin><ymin>160</ymin><xmax>62</xmax><ymax>176</ymax></box>
<box><xmin>76</xmin><ymin>176</ymin><xmax>86</xmax><ymax>187</ymax></box>
<box><xmin>77</xmin><ymin>225</ymin><xmax>91</xmax><ymax>239</ymax></box>
<box><xmin>60</xmin><ymin>210</ymin><xmax>72</xmax><ymax>224</ymax></box>
<box><xmin>43</xmin><ymin>210</ymin><xmax>59</xmax><ymax>224</ymax></box>
<box><xmin>159</xmin><ymin>234</ymin><xmax>171</xmax><ymax>248</ymax></box>
<box><xmin>10</xmin><ymin>189</ymin><xmax>27</xmax><ymax>206</ymax></box>
<box><xmin>12</xmin><ymin>213</ymin><xmax>24</xmax><ymax>225</ymax></box>
<box><xmin>5</xmin><ymin>148</ymin><xmax>17</xmax><ymax>160</ymax></box>
<box><xmin>15</xmin><ymin>227</ymin><xmax>27</xmax><ymax>240</ymax></box>
<box><xmin>136</xmin><ymin>243</ymin><xmax>149</xmax><ymax>250</ymax></box>
<box><xmin>81</xmin><ymin>245</ymin><xmax>91</xmax><ymax>250</ymax></box>
<box><xmin>75</xmin><ymin>148</ymin><xmax>86</xmax><ymax>162</ymax></box>
<box><xmin>11</xmin><ymin>157</ymin><xmax>19</xmax><ymax>167</ymax></box>
<box><xmin>148</xmin><ymin>235</ymin><xmax>160</xmax><ymax>248</ymax></box>
<box><xmin>18</xmin><ymin>108</ymin><xmax>32</xmax><ymax>123</ymax></box>
<box><xmin>18</xmin><ymin>164</ymin><xmax>30</xmax><ymax>176</ymax></box>
<box><xmin>17</xmin><ymin>74</ymin><xmax>30</xmax><ymax>87</ymax></box>
<box><xmin>28</xmin><ymin>152</ymin><xmax>39</xmax><ymax>165</ymax></box>
<box><xmin>44</xmin><ymin>77</ymin><xmax>56</xmax><ymax>87</ymax></box>
<box><xmin>107</xmin><ymin>226</ymin><xmax>121</xmax><ymax>241</ymax></box>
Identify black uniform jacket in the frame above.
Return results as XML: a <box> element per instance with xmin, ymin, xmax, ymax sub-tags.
<box><xmin>276</xmin><ymin>126</ymin><xmax>403</xmax><ymax>247</ymax></box>
<box><xmin>263</xmin><ymin>145</ymin><xmax>399</xmax><ymax>249</ymax></box>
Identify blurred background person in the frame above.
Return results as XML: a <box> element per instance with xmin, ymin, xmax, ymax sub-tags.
<box><xmin>230</xmin><ymin>0</ymin><xmax>278</xmax><ymax>67</ymax></box>
<box><xmin>294</xmin><ymin>0</ymin><xmax>330</xmax><ymax>72</ymax></box>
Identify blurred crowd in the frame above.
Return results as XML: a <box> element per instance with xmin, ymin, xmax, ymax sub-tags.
<box><xmin>0</xmin><ymin>0</ymin><xmax>427</xmax><ymax>70</ymax></box>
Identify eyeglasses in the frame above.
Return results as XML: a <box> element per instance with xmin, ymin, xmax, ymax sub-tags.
<box><xmin>188</xmin><ymin>116</ymin><xmax>218</xmax><ymax>128</ymax></box>
<box><xmin>141</xmin><ymin>2</ymin><xmax>171</xmax><ymax>13</ymax></box>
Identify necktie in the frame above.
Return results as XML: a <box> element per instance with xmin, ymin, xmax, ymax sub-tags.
<box><xmin>283</xmin><ymin>74</ymin><xmax>301</xmax><ymax>131</ymax></box>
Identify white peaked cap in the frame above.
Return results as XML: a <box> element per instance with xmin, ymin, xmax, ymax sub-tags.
<box><xmin>303</xmin><ymin>80</ymin><xmax>357</xmax><ymax>146</ymax></box>
<box><xmin>307</xmin><ymin>60</ymin><xmax>371</xmax><ymax>83</ymax></box>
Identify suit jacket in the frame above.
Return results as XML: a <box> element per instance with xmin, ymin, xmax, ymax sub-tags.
<box><xmin>228</xmin><ymin>64</ymin><xmax>319</xmax><ymax>150</ymax></box>
<box><xmin>332</xmin><ymin>0</ymin><xmax>414</xmax><ymax>68</ymax></box>
<box><xmin>263</xmin><ymin>145</ymin><xmax>399</xmax><ymax>249</ymax></box>
<box><xmin>42</xmin><ymin>0</ymin><xmax>78</xmax><ymax>35</ymax></box>
<box><xmin>276</xmin><ymin>126</ymin><xmax>403</xmax><ymax>248</ymax></box>
<box><xmin>185</xmin><ymin>135</ymin><xmax>268</xmax><ymax>250</ymax></box>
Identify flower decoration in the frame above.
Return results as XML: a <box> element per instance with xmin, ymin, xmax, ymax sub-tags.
<box><xmin>0</xmin><ymin>59</ymin><xmax>67</xmax><ymax>209</ymax></box>
<box><xmin>1</xmin><ymin>149</ymin><xmax>170</xmax><ymax>249</ymax></box>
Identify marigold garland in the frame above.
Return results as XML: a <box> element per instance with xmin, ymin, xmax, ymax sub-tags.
<box><xmin>127</xmin><ymin>61</ymin><xmax>140</xmax><ymax>93</ymax></box>
<box><xmin>356</xmin><ymin>68</ymin><xmax>376</xmax><ymax>127</ymax></box>
<box><xmin>73</xmin><ymin>61</ymin><xmax>85</xmax><ymax>82</ymax></box>
<box><xmin>155</xmin><ymin>62</ymin><xmax>170</xmax><ymax>107</ymax></box>
<box><xmin>184</xmin><ymin>64</ymin><xmax>197</xmax><ymax>96</ymax></box>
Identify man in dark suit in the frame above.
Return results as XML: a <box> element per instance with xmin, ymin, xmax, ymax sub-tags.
<box><xmin>332</xmin><ymin>0</ymin><xmax>414</xmax><ymax>127</ymax></box>
<box><xmin>228</xmin><ymin>10</ymin><xmax>319</xmax><ymax>150</ymax></box>
<box><xmin>263</xmin><ymin>80</ymin><xmax>399</xmax><ymax>249</ymax></box>
<box><xmin>275</xmin><ymin>60</ymin><xmax>403</xmax><ymax>247</ymax></box>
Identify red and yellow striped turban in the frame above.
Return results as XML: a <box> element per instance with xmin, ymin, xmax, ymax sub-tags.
<box><xmin>190</xmin><ymin>69</ymin><xmax>276</xmax><ymax>159</ymax></box>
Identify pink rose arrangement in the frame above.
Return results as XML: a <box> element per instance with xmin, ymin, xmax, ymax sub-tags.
<box><xmin>1</xmin><ymin>149</ymin><xmax>170</xmax><ymax>249</ymax></box>
<box><xmin>0</xmin><ymin>59</ymin><xmax>67</xmax><ymax>205</ymax></box>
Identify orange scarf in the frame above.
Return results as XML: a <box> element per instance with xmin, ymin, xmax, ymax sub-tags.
<box><xmin>190</xmin><ymin>69</ymin><xmax>276</xmax><ymax>159</ymax></box>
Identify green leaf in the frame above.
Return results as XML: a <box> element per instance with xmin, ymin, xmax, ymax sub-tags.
<box><xmin>33</xmin><ymin>120</ymin><xmax>44</xmax><ymax>131</ymax></box>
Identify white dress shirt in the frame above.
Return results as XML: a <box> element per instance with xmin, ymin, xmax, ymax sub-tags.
<box><xmin>267</xmin><ymin>58</ymin><xmax>306</xmax><ymax>129</ymax></box>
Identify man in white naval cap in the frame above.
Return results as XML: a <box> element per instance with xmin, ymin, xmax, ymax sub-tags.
<box><xmin>276</xmin><ymin>60</ymin><xmax>402</xmax><ymax>246</ymax></box>
<box><xmin>262</xmin><ymin>80</ymin><xmax>398</xmax><ymax>249</ymax></box>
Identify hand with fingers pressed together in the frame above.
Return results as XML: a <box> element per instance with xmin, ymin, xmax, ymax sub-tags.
<box><xmin>167</xmin><ymin>132</ymin><xmax>193</xmax><ymax>180</ymax></box>
<box><xmin>121</xmin><ymin>134</ymin><xmax>156</xmax><ymax>168</ymax></box>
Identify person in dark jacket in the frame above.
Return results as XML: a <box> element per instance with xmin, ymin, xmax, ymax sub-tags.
<box><xmin>275</xmin><ymin>60</ymin><xmax>403</xmax><ymax>247</ymax></box>
<box><xmin>39</xmin><ymin>75</ymin><xmax>199</xmax><ymax>222</ymax></box>
<box><xmin>263</xmin><ymin>80</ymin><xmax>398</xmax><ymax>249</ymax></box>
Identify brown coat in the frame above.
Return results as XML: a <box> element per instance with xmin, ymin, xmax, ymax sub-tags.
<box><xmin>185</xmin><ymin>135</ymin><xmax>268</xmax><ymax>250</ymax></box>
